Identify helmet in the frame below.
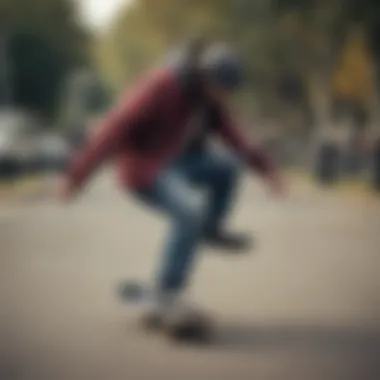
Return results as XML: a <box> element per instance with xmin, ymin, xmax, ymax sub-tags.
<box><xmin>200</xmin><ymin>44</ymin><xmax>243</xmax><ymax>91</ymax></box>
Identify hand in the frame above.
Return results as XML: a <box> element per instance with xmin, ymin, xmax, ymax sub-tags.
<box><xmin>55</xmin><ymin>177</ymin><xmax>76</xmax><ymax>203</ymax></box>
<box><xmin>266</xmin><ymin>172</ymin><xmax>286</xmax><ymax>197</ymax></box>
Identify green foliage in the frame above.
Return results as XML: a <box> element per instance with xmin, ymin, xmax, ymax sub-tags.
<box><xmin>2</xmin><ymin>0</ymin><xmax>89</xmax><ymax>122</ymax></box>
<box><xmin>93</xmin><ymin>0</ymin><xmax>380</xmax><ymax>129</ymax></box>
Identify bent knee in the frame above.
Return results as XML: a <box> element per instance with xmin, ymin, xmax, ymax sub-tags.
<box><xmin>174</xmin><ymin>191</ymin><xmax>205</xmax><ymax>226</ymax></box>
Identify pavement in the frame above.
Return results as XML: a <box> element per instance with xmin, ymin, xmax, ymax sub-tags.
<box><xmin>0</xmin><ymin>176</ymin><xmax>49</xmax><ymax>203</ymax></box>
<box><xmin>1</xmin><ymin>170</ymin><xmax>380</xmax><ymax>380</ymax></box>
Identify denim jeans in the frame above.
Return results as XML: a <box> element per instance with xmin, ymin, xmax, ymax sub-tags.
<box><xmin>134</xmin><ymin>148</ymin><xmax>241</xmax><ymax>293</ymax></box>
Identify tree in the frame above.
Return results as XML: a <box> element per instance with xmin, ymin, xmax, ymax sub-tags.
<box><xmin>333</xmin><ymin>28</ymin><xmax>374</xmax><ymax>107</ymax></box>
<box><xmin>1</xmin><ymin>0</ymin><xmax>89</xmax><ymax>122</ymax></box>
<box><xmin>95</xmin><ymin>0</ymin><xmax>380</xmax><ymax>134</ymax></box>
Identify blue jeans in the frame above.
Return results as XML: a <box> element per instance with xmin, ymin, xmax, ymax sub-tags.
<box><xmin>134</xmin><ymin>148</ymin><xmax>241</xmax><ymax>292</ymax></box>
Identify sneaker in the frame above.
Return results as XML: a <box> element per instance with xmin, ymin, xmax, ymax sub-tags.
<box><xmin>203</xmin><ymin>230</ymin><xmax>253</xmax><ymax>252</ymax></box>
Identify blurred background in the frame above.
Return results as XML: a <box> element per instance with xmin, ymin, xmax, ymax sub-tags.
<box><xmin>1</xmin><ymin>0</ymin><xmax>380</xmax><ymax>192</ymax></box>
<box><xmin>1</xmin><ymin>2</ymin><xmax>380</xmax><ymax>379</ymax></box>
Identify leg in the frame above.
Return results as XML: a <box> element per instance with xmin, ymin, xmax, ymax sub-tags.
<box><xmin>175</xmin><ymin>148</ymin><xmax>252</xmax><ymax>251</ymax></box>
<box><xmin>175</xmin><ymin>148</ymin><xmax>241</xmax><ymax>235</ymax></box>
<box><xmin>200</xmin><ymin>152</ymin><xmax>240</xmax><ymax>236</ymax></box>
<box><xmin>135</xmin><ymin>170</ymin><xmax>205</xmax><ymax>294</ymax></box>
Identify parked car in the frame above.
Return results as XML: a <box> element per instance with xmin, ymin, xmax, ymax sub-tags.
<box><xmin>0</xmin><ymin>109</ymin><xmax>73</xmax><ymax>177</ymax></box>
<box><xmin>27</xmin><ymin>133</ymin><xmax>73</xmax><ymax>174</ymax></box>
<box><xmin>0</xmin><ymin>109</ymin><xmax>37</xmax><ymax>180</ymax></box>
<box><xmin>0</xmin><ymin>136</ymin><xmax>21</xmax><ymax>180</ymax></box>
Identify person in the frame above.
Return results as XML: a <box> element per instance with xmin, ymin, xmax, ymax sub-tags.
<box><xmin>57</xmin><ymin>42</ymin><xmax>284</xmax><ymax>317</ymax></box>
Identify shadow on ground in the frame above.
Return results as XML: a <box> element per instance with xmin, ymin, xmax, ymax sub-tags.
<box><xmin>209</xmin><ymin>322</ymin><xmax>380</xmax><ymax>353</ymax></box>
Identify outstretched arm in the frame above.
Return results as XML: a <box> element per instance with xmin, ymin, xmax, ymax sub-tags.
<box><xmin>213</xmin><ymin>106</ymin><xmax>284</xmax><ymax>194</ymax></box>
<box><xmin>61</xmin><ymin>72</ymin><xmax>164</xmax><ymax>197</ymax></box>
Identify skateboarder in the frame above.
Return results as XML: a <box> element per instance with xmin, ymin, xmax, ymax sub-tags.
<box><xmin>57</xmin><ymin>42</ymin><xmax>284</xmax><ymax>318</ymax></box>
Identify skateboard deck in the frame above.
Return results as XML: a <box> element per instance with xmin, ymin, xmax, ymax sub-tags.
<box><xmin>117</xmin><ymin>280</ymin><xmax>213</xmax><ymax>343</ymax></box>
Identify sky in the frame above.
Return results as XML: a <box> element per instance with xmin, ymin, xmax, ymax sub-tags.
<box><xmin>76</xmin><ymin>0</ymin><xmax>134</xmax><ymax>32</ymax></box>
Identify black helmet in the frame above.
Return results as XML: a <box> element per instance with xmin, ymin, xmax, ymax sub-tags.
<box><xmin>200</xmin><ymin>44</ymin><xmax>243</xmax><ymax>91</ymax></box>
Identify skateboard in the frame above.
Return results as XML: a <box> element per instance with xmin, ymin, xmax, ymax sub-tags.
<box><xmin>117</xmin><ymin>280</ymin><xmax>213</xmax><ymax>343</ymax></box>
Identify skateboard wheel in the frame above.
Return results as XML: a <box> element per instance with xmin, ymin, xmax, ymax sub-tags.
<box><xmin>118</xmin><ymin>282</ymin><xmax>144</xmax><ymax>302</ymax></box>
<box><xmin>165</xmin><ymin>314</ymin><xmax>213</xmax><ymax>343</ymax></box>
